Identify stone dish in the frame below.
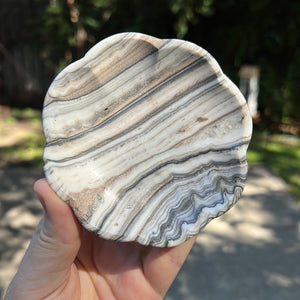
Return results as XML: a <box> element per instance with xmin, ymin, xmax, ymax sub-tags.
<box><xmin>42</xmin><ymin>32</ymin><xmax>252</xmax><ymax>247</ymax></box>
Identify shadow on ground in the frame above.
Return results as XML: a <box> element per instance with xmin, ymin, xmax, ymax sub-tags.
<box><xmin>0</xmin><ymin>168</ymin><xmax>43</xmax><ymax>299</ymax></box>
<box><xmin>0</xmin><ymin>166</ymin><xmax>299</xmax><ymax>299</ymax></box>
<box><xmin>166</xmin><ymin>166</ymin><xmax>300</xmax><ymax>300</ymax></box>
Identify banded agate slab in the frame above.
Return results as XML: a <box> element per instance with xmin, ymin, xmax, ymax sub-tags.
<box><xmin>43</xmin><ymin>32</ymin><xmax>252</xmax><ymax>247</ymax></box>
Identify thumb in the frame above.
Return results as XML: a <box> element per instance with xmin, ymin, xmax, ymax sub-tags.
<box><xmin>5</xmin><ymin>179</ymin><xmax>81</xmax><ymax>299</ymax></box>
<box><xmin>33</xmin><ymin>178</ymin><xmax>82</xmax><ymax>267</ymax></box>
<box><xmin>34</xmin><ymin>178</ymin><xmax>82</xmax><ymax>250</ymax></box>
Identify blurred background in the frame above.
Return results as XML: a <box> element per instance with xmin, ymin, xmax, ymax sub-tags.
<box><xmin>0</xmin><ymin>1</ymin><xmax>300</xmax><ymax>299</ymax></box>
<box><xmin>0</xmin><ymin>0</ymin><xmax>299</xmax><ymax>200</ymax></box>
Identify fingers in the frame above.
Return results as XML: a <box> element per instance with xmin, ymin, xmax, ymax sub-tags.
<box><xmin>5</xmin><ymin>179</ymin><xmax>82</xmax><ymax>299</ymax></box>
<box><xmin>32</xmin><ymin>178</ymin><xmax>82</xmax><ymax>272</ymax></box>
<box><xmin>34</xmin><ymin>178</ymin><xmax>82</xmax><ymax>246</ymax></box>
<box><xmin>143</xmin><ymin>236</ymin><xmax>197</xmax><ymax>297</ymax></box>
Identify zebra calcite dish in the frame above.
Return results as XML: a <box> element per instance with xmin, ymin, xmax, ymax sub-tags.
<box><xmin>42</xmin><ymin>32</ymin><xmax>252</xmax><ymax>247</ymax></box>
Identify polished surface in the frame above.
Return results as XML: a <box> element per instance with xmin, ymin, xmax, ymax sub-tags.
<box><xmin>43</xmin><ymin>33</ymin><xmax>252</xmax><ymax>247</ymax></box>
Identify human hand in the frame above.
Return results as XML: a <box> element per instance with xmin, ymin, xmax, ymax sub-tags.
<box><xmin>5</xmin><ymin>179</ymin><xmax>196</xmax><ymax>300</ymax></box>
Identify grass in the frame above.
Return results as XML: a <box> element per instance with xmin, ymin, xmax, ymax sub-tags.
<box><xmin>247</xmin><ymin>131</ymin><xmax>300</xmax><ymax>202</ymax></box>
<box><xmin>0</xmin><ymin>133</ymin><xmax>45</xmax><ymax>168</ymax></box>
<box><xmin>0</xmin><ymin>107</ymin><xmax>44</xmax><ymax>168</ymax></box>
<box><xmin>7</xmin><ymin>107</ymin><xmax>42</xmax><ymax>125</ymax></box>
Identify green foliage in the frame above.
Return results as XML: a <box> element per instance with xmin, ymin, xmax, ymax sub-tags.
<box><xmin>33</xmin><ymin>0</ymin><xmax>299</xmax><ymax>126</ymax></box>
<box><xmin>11</xmin><ymin>107</ymin><xmax>42</xmax><ymax>124</ymax></box>
<box><xmin>0</xmin><ymin>107</ymin><xmax>43</xmax><ymax>167</ymax></box>
<box><xmin>170</xmin><ymin>0</ymin><xmax>215</xmax><ymax>38</ymax></box>
<box><xmin>4</xmin><ymin>117</ymin><xmax>17</xmax><ymax>125</ymax></box>
<box><xmin>34</xmin><ymin>0</ymin><xmax>218</xmax><ymax>70</ymax></box>
<box><xmin>3</xmin><ymin>107</ymin><xmax>41</xmax><ymax>125</ymax></box>
<box><xmin>248</xmin><ymin>132</ymin><xmax>300</xmax><ymax>202</ymax></box>
<box><xmin>0</xmin><ymin>133</ymin><xmax>45</xmax><ymax>168</ymax></box>
<box><xmin>180</xmin><ymin>0</ymin><xmax>299</xmax><ymax>126</ymax></box>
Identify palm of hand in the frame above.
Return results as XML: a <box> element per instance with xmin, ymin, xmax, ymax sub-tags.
<box><xmin>5</xmin><ymin>179</ymin><xmax>195</xmax><ymax>300</ymax></box>
<box><xmin>67</xmin><ymin>232</ymin><xmax>184</xmax><ymax>300</ymax></box>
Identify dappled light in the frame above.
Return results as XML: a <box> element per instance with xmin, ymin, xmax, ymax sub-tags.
<box><xmin>166</xmin><ymin>166</ymin><xmax>300</xmax><ymax>299</ymax></box>
<box><xmin>0</xmin><ymin>168</ymin><xmax>43</xmax><ymax>298</ymax></box>
<box><xmin>0</xmin><ymin>1</ymin><xmax>299</xmax><ymax>299</ymax></box>
<box><xmin>0</xmin><ymin>166</ymin><xmax>299</xmax><ymax>299</ymax></box>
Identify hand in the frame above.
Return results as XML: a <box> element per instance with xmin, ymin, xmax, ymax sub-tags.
<box><xmin>5</xmin><ymin>179</ymin><xmax>196</xmax><ymax>300</ymax></box>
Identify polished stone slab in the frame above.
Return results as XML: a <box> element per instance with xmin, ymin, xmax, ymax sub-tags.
<box><xmin>43</xmin><ymin>33</ymin><xmax>252</xmax><ymax>247</ymax></box>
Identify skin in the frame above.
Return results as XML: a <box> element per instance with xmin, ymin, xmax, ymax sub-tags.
<box><xmin>5</xmin><ymin>179</ymin><xmax>196</xmax><ymax>300</ymax></box>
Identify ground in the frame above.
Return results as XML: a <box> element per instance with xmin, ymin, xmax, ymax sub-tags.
<box><xmin>1</xmin><ymin>166</ymin><xmax>300</xmax><ymax>299</ymax></box>
<box><xmin>1</xmin><ymin>106</ymin><xmax>300</xmax><ymax>299</ymax></box>
<box><xmin>0</xmin><ymin>105</ymin><xmax>44</xmax><ymax>168</ymax></box>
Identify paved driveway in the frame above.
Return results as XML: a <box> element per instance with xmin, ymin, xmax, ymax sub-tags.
<box><xmin>0</xmin><ymin>166</ymin><xmax>299</xmax><ymax>299</ymax></box>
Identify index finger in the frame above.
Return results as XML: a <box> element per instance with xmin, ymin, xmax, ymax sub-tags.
<box><xmin>142</xmin><ymin>236</ymin><xmax>197</xmax><ymax>297</ymax></box>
